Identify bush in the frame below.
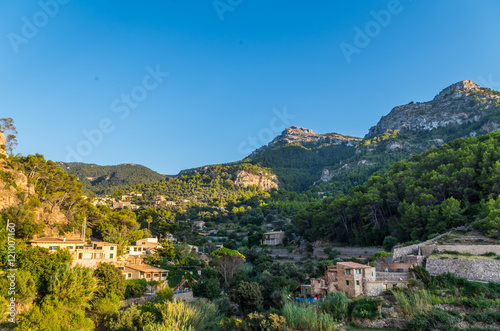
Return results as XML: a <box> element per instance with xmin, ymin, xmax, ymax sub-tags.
<box><xmin>155</xmin><ymin>286</ymin><xmax>174</xmax><ymax>303</ymax></box>
<box><xmin>125</xmin><ymin>279</ymin><xmax>148</xmax><ymax>299</ymax></box>
<box><xmin>281</xmin><ymin>301</ymin><xmax>338</xmax><ymax>331</ymax></box>
<box><xmin>404</xmin><ymin>308</ymin><xmax>459</xmax><ymax>331</ymax></box>
<box><xmin>229</xmin><ymin>281</ymin><xmax>263</xmax><ymax>314</ymax></box>
<box><xmin>93</xmin><ymin>292</ymin><xmax>121</xmax><ymax>318</ymax></box>
<box><xmin>319</xmin><ymin>292</ymin><xmax>348</xmax><ymax>321</ymax></box>
<box><xmin>392</xmin><ymin>289</ymin><xmax>432</xmax><ymax>317</ymax></box>
<box><xmin>350</xmin><ymin>297</ymin><xmax>382</xmax><ymax>320</ymax></box>
<box><xmin>383</xmin><ymin>236</ymin><xmax>399</xmax><ymax>252</ymax></box>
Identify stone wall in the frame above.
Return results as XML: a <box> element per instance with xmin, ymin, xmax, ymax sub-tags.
<box><xmin>364</xmin><ymin>282</ymin><xmax>385</xmax><ymax>296</ymax></box>
<box><xmin>376</xmin><ymin>272</ymin><xmax>409</xmax><ymax>282</ymax></box>
<box><xmin>434</xmin><ymin>244</ymin><xmax>500</xmax><ymax>255</ymax></box>
<box><xmin>120</xmin><ymin>295</ymin><xmax>155</xmax><ymax>308</ymax></box>
<box><xmin>426</xmin><ymin>258</ymin><xmax>500</xmax><ymax>283</ymax></box>
<box><xmin>173</xmin><ymin>291</ymin><xmax>194</xmax><ymax>302</ymax></box>
<box><xmin>314</xmin><ymin>246</ymin><xmax>384</xmax><ymax>258</ymax></box>
<box><xmin>392</xmin><ymin>231</ymin><xmax>452</xmax><ymax>260</ymax></box>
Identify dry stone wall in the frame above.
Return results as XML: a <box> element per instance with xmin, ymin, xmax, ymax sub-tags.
<box><xmin>426</xmin><ymin>258</ymin><xmax>500</xmax><ymax>283</ymax></box>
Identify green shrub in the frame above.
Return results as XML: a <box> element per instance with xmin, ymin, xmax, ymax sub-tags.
<box><xmin>404</xmin><ymin>308</ymin><xmax>459</xmax><ymax>331</ymax></box>
<box><xmin>319</xmin><ymin>292</ymin><xmax>348</xmax><ymax>322</ymax></box>
<box><xmin>156</xmin><ymin>286</ymin><xmax>174</xmax><ymax>303</ymax></box>
<box><xmin>349</xmin><ymin>297</ymin><xmax>382</xmax><ymax>320</ymax></box>
<box><xmin>281</xmin><ymin>301</ymin><xmax>338</xmax><ymax>331</ymax></box>
<box><xmin>392</xmin><ymin>289</ymin><xmax>432</xmax><ymax>317</ymax></box>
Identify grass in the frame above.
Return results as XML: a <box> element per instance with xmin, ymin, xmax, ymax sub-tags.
<box><xmin>345</xmin><ymin>327</ymin><xmax>398</xmax><ymax>331</ymax></box>
<box><xmin>428</xmin><ymin>253</ymin><xmax>497</xmax><ymax>260</ymax></box>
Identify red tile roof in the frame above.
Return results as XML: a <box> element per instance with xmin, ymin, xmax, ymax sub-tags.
<box><xmin>30</xmin><ymin>237</ymin><xmax>85</xmax><ymax>244</ymax></box>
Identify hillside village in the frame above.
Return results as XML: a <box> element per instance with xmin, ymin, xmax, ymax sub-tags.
<box><xmin>2</xmin><ymin>81</ymin><xmax>500</xmax><ymax>330</ymax></box>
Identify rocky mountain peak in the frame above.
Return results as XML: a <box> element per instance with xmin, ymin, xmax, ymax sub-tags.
<box><xmin>434</xmin><ymin>80</ymin><xmax>481</xmax><ymax>101</ymax></box>
<box><xmin>366</xmin><ymin>80</ymin><xmax>500</xmax><ymax>138</ymax></box>
<box><xmin>250</xmin><ymin>126</ymin><xmax>361</xmax><ymax>157</ymax></box>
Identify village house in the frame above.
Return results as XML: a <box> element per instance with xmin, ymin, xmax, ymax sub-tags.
<box><xmin>261</xmin><ymin>231</ymin><xmax>285</xmax><ymax>246</ymax></box>
<box><xmin>301</xmin><ymin>261</ymin><xmax>410</xmax><ymax>298</ymax></box>
<box><xmin>129</xmin><ymin>237</ymin><xmax>162</xmax><ymax>256</ymax></box>
<box><xmin>122</xmin><ymin>264</ymin><xmax>169</xmax><ymax>281</ymax></box>
<box><xmin>30</xmin><ymin>237</ymin><xmax>118</xmax><ymax>268</ymax></box>
<box><xmin>193</xmin><ymin>221</ymin><xmax>205</xmax><ymax>230</ymax></box>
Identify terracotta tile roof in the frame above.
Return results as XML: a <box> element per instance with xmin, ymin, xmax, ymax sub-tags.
<box><xmin>337</xmin><ymin>262</ymin><xmax>372</xmax><ymax>269</ymax></box>
<box><xmin>125</xmin><ymin>264</ymin><xmax>168</xmax><ymax>273</ymax></box>
<box><xmin>30</xmin><ymin>237</ymin><xmax>85</xmax><ymax>244</ymax></box>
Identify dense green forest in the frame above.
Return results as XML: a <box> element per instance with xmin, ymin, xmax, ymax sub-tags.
<box><xmin>57</xmin><ymin>162</ymin><xmax>166</xmax><ymax>195</ymax></box>
<box><xmin>293</xmin><ymin>130</ymin><xmax>500</xmax><ymax>246</ymax></box>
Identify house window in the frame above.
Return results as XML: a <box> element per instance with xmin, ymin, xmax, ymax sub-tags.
<box><xmin>162</xmin><ymin>273</ymin><xmax>167</xmax><ymax>278</ymax></box>
<box><xmin>128</xmin><ymin>273</ymin><xmax>132</xmax><ymax>278</ymax></box>
<box><xmin>110</xmin><ymin>246</ymin><xmax>114</xmax><ymax>250</ymax></box>
<box><xmin>49</xmin><ymin>246</ymin><xmax>58</xmax><ymax>251</ymax></box>
<box><xmin>345</xmin><ymin>269</ymin><xmax>351</xmax><ymax>275</ymax></box>
<box><xmin>372</xmin><ymin>272</ymin><xmax>374</xmax><ymax>276</ymax></box>
<box><xmin>138</xmin><ymin>248</ymin><xmax>142</xmax><ymax>251</ymax></box>
<box><xmin>109</xmin><ymin>254</ymin><xmax>114</xmax><ymax>259</ymax></box>
<box><xmin>96</xmin><ymin>253</ymin><xmax>103</xmax><ymax>259</ymax></box>
<box><xmin>153</xmin><ymin>273</ymin><xmax>159</xmax><ymax>278</ymax></box>
<box><xmin>76</xmin><ymin>245</ymin><xmax>84</xmax><ymax>249</ymax></box>
<box><xmin>355</xmin><ymin>269</ymin><xmax>362</xmax><ymax>275</ymax></box>
<box><xmin>78</xmin><ymin>253</ymin><xmax>83</xmax><ymax>259</ymax></box>
<box><xmin>346</xmin><ymin>280</ymin><xmax>349</xmax><ymax>285</ymax></box>
<box><xmin>356</xmin><ymin>280</ymin><xmax>360</xmax><ymax>286</ymax></box>
<box><xmin>134</xmin><ymin>247</ymin><xmax>138</xmax><ymax>252</ymax></box>
<box><xmin>146</xmin><ymin>274</ymin><xmax>151</xmax><ymax>279</ymax></box>
<box><xmin>67</xmin><ymin>246</ymin><xmax>73</xmax><ymax>250</ymax></box>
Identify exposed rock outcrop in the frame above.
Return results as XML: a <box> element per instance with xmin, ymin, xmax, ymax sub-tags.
<box><xmin>251</xmin><ymin>126</ymin><xmax>361</xmax><ymax>157</ymax></box>
<box><xmin>234</xmin><ymin>170</ymin><xmax>279</xmax><ymax>191</ymax></box>
<box><xmin>366</xmin><ymin>80</ymin><xmax>500</xmax><ymax>138</ymax></box>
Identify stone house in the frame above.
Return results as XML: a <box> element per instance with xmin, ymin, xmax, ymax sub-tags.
<box><xmin>302</xmin><ymin>261</ymin><xmax>409</xmax><ymax>298</ymax></box>
<box><xmin>193</xmin><ymin>221</ymin><xmax>205</xmax><ymax>230</ymax></box>
<box><xmin>261</xmin><ymin>231</ymin><xmax>285</xmax><ymax>246</ymax></box>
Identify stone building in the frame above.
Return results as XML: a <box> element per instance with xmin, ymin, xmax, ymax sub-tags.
<box><xmin>301</xmin><ymin>261</ymin><xmax>409</xmax><ymax>298</ymax></box>
<box><xmin>261</xmin><ymin>231</ymin><xmax>285</xmax><ymax>246</ymax></box>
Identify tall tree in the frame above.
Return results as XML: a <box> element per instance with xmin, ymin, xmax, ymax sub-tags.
<box><xmin>210</xmin><ymin>247</ymin><xmax>245</xmax><ymax>291</ymax></box>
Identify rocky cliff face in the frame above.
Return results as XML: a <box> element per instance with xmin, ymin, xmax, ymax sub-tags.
<box><xmin>366</xmin><ymin>80</ymin><xmax>500</xmax><ymax>138</ymax></box>
<box><xmin>251</xmin><ymin>126</ymin><xmax>361</xmax><ymax>156</ymax></box>
<box><xmin>234</xmin><ymin>170</ymin><xmax>279</xmax><ymax>191</ymax></box>
<box><xmin>0</xmin><ymin>132</ymin><xmax>30</xmax><ymax>210</ymax></box>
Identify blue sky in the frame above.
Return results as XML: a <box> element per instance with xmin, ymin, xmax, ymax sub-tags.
<box><xmin>2</xmin><ymin>0</ymin><xmax>500</xmax><ymax>175</ymax></box>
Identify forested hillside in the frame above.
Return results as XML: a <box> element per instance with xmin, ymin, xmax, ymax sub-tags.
<box><xmin>293</xmin><ymin>131</ymin><xmax>500</xmax><ymax>246</ymax></box>
<box><xmin>57</xmin><ymin>162</ymin><xmax>166</xmax><ymax>195</ymax></box>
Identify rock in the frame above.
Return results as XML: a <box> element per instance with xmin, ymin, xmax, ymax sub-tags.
<box><xmin>366</xmin><ymin>80</ymin><xmax>500</xmax><ymax>138</ymax></box>
<box><xmin>250</xmin><ymin>126</ymin><xmax>362</xmax><ymax>157</ymax></box>
<box><xmin>234</xmin><ymin>170</ymin><xmax>279</xmax><ymax>191</ymax></box>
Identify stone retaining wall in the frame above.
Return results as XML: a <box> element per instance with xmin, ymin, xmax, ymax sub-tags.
<box><xmin>120</xmin><ymin>295</ymin><xmax>155</xmax><ymax>308</ymax></box>
<box><xmin>376</xmin><ymin>272</ymin><xmax>409</xmax><ymax>282</ymax></box>
<box><xmin>174</xmin><ymin>291</ymin><xmax>195</xmax><ymax>302</ymax></box>
<box><xmin>426</xmin><ymin>258</ymin><xmax>500</xmax><ymax>283</ymax></box>
<box><xmin>434</xmin><ymin>244</ymin><xmax>500</xmax><ymax>255</ymax></box>
<box><xmin>392</xmin><ymin>231</ymin><xmax>452</xmax><ymax>260</ymax></box>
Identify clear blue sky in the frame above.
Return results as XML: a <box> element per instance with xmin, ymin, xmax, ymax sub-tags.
<box><xmin>2</xmin><ymin>0</ymin><xmax>500</xmax><ymax>175</ymax></box>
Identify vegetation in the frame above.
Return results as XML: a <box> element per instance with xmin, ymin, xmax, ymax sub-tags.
<box><xmin>294</xmin><ymin>131</ymin><xmax>500</xmax><ymax>245</ymax></box>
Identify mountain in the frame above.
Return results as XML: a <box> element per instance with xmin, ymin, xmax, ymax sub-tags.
<box><xmin>56</xmin><ymin>162</ymin><xmax>166</xmax><ymax>196</ymax></box>
<box><xmin>245</xmin><ymin>80</ymin><xmax>500</xmax><ymax>193</ymax></box>
<box><xmin>293</xmin><ymin>129</ymin><xmax>500</xmax><ymax>246</ymax></box>
<box><xmin>244</xmin><ymin>127</ymin><xmax>361</xmax><ymax>191</ymax></box>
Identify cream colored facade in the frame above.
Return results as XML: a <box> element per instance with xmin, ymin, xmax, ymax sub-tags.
<box><xmin>30</xmin><ymin>237</ymin><xmax>118</xmax><ymax>268</ymax></box>
<box><xmin>261</xmin><ymin>231</ymin><xmax>285</xmax><ymax>246</ymax></box>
